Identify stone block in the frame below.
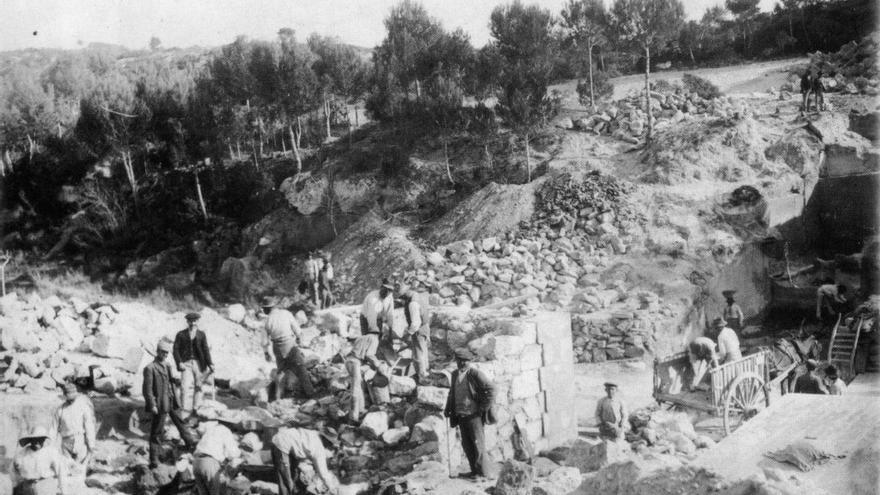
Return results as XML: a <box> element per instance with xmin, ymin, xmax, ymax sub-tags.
<box><xmin>510</xmin><ymin>370</ymin><xmax>540</xmax><ymax>400</ymax></box>
<box><xmin>226</xmin><ymin>304</ymin><xmax>246</xmax><ymax>323</ymax></box>
<box><xmin>495</xmin><ymin>459</ymin><xmax>535</xmax><ymax>495</ymax></box>
<box><xmin>494</xmin><ymin>335</ymin><xmax>526</xmax><ymax>358</ymax></box>
<box><xmin>360</xmin><ymin>411</ymin><xmax>389</xmax><ymax>439</ymax></box>
<box><xmin>520</xmin><ymin>345</ymin><xmax>544</xmax><ymax>371</ymax></box>
<box><xmin>389</xmin><ymin>375</ymin><xmax>417</xmax><ymax>396</ymax></box>
<box><xmin>416</xmin><ymin>386</ymin><xmax>449</xmax><ymax>410</ymax></box>
<box><xmin>564</xmin><ymin>438</ymin><xmax>629</xmax><ymax>473</ymax></box>
<box><xmin>532</xmin><ymin>467</ymin><xmax>583</xmax><ymax>495</ymax></box>
<box><xmin>492</xmin><ymin>319</ymin><xmax>538</xmax><ymax>343</ymax></box>
<box><xmin>411</xmin><ymin>415</ymin><xmax>445</xmax><ymax>444</ymax></box>
<box><xmin>382</xmin><ymin>426</ymin><xmax>410</xmax><ymax>445</ymax></box>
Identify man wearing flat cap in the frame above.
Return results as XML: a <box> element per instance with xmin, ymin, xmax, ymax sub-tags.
<box><xmin>444</xmin><ymin>348</ymin><xmax>496</xmax><ymax>478</ymax></box>
<box><xmin>55</xmin><ymin>383</ymin><xmax>96</xmax><ymax>483</ymax></box>
<box><xmin>144</xmin><ymin>339</ymin><xmax>197</xmax><ymax>468</ymax></box>
<box><xmin>173</xmin><ymin>311</ymin><xmax>214</xmax><ymax>417</ymax></box>
<box><xmin>595</xmin><ymin>382</ymin><xmax>627</xmax><ymax>441</ymax></box>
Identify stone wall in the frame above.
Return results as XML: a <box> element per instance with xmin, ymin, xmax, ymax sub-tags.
<box><xmin>464</xmin><ymin>311</ymin><xmax>578</xmax><ymax>460</ymax></box>
<box><xmin>570</xmin><ymin>311</ymin><xmax>659</xmax><ymax>363</ymax></box>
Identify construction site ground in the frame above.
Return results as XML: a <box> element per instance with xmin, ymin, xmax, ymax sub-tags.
<box><xmin>693</xmin><ymin>373</ymin><xmax>880</xmax><ymax>495</ymax></box>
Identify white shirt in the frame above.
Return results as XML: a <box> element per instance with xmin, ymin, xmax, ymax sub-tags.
<box><xmin>195</xmin><ymin>424</ymin><xmax>240</xmax><ymax>462</ymax></box>
<box><xmin>271</xmin><ymin>428</ymin><xmax>323</xmax><ymax>461</ymax></box>
<box><xmin>265</xmin><ymin>308</ymin><xmax>301</xmax><ymax>344</ymax></box>
<box><xmin>406</xmin><ymin>300</ymin><xmax>422</xmax><ymax>334</ymax></box>
<box><xmin>361</xmin><ymin>290</ymin><xmax>394</xmax><ymax>333</ymax></box>
<box><xmin>57</xmin><ymin>395</ymin><xmax>96</xmax><ymax>447</ymax></box>
<box><xmin>717</xmin><ymin>327</ymin><xmax>742</xmax><ymax>362</ymax></box>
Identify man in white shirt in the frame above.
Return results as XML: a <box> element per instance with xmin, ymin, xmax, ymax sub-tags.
<box><xmin>714</xmin><ymin>317</ymin><xmax>742</xmax><ymax>364</ymax></box>
<box><xmin>261</xmin><ymin>296</ymin><xmax>314</xmax><ymax>399</ymax></box>
<box><xmin>360</xmin><ymin>279</ymin><xmax>395</xmax><ymax>337</ymax></box>
<box><xmin>12</xmin><ymin>427</ymin><xmax>67</xmax><ymax>495</ymax></box>
<box><xmin>55</xmin><ymin>383</ymin><xmax>95</xmax><ymax>484</ymax></box>
<box><xmin>402</xmin><ymin>287</ymin><xmax>431</xmax><ymax>382</ymax></box>
<box><xmin>346</xmin><ymin>279</ymin><xmax>395</xmax><ymax>421</ymax></box>
<box><xmin>193</xmin><ymin>424</ymin><xmax>241</xmax><ymax>495</ymax></box>
<box><xmin>271</xmin><ymin>427</ymin><xmax>338</xmax><ymax>495</ymax></box>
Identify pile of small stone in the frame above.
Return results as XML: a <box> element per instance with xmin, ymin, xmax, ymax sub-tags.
<box><xmin>626</xmin><ymin>408</ymin><xmax>716</xmax><ymax>457</ymax></box>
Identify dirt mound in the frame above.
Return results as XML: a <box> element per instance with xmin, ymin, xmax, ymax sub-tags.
<box><xmin>424</xmin><ymin>181</ymin><xmax>540</xmax><ymax>245</ymax></box>
<box><xmin>327</xmin><ymin>211</ymin><xmax>426</xmax><ymax>302</ymax></box>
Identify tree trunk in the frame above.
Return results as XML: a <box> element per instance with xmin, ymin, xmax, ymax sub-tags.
<box><xmin>484</xmin><ymin>144</ymin><xmax>492</xmax><ymax>170</ymax></box>
<box><xmin>443</xmin><ymin>136</ymin><xmax>454</xmax><ymax>184</ymax></box>
<box><xmin>122</xmin><ymin>151</ymin><xmax>138</xmax><ymax>204</ymax></box>
<box><xmin>194</xmin><ymin>171</ymin><xmax>208</xmax><ymax>221</ymax></box>
<box><xmin>324</xmin><ymin>98</ymin><xmax>331</xmax><ymax>139</ymax></box>
<box><xmin>644</xmin><ymin>46</ymin><xmax>653</xmax><ymax>143</ymax></box>
<box><xmin>296</xmin><ymin>116</ymin><xmax>303</xmax><ymax>147</ymax></box>
<box><xmin>689</xmin><ymin>47</ymin><xmax>696</xmax><ymax>65</ymax></box>
<box><xmin>599</xmin><ymin>50</ymin><xmax>606</xmax><ymax>71</ymax></box>
<box><xmin>587</xmin><ymin>43</ymin><xmax>595</xmax><ymax>108</ymax></box>
<box><xmin>27</xmin><ymin>134</ymin><xmax>34</xmax><ymax>162</ymax></box>
<box><xmin>289</xmin><ymin>125</ymin><xmax>302</xmax><ymax>173</ymax></box>
<box><xmin>236</xmin><ymin>141</ymin><xmax>242</xmax><ymax>160</ymax></box>
<box><xmin>416</xmin><ymin>79</ymin><xmax>422</xmax><ymax>99</ymax></box>
<box><xmin>228</xmin><ymin>143</ymin><xmax>234</xmax><ymax>160</ymax></box>
<box><xmin>799</xmin><ymin>7</ymin><xmax>812</xmax><ymax>50</ymax></box>
<box><xmin>355</xmin><ymin>106</ymin><xmax>359</xmax><ymax>127</ymax></box>
<box><xmin>251</xmin><ymin>139</ymin><xmax>259</xmax><ymax>168</ymax></box>
<box><xmin>57</xmin><ymin>122</ymin><xmax>62</xmax><ymax>139</ymax></box>
<box><xmin>524</xmin><ymin>133</ymin><xmax>531</xmax><ymax>182</ymax></box>
<box><xmin>281</xmin><ymin>132</ymin><xmax>287</xmax><ymax>153</ymax></box>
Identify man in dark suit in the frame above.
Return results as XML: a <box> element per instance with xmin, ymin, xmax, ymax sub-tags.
<box><xmin>144</xmin><ymin>339</ymin><xmax>196</xmax><ymax>468</ymax></box>
<box><xmin>444</xmin><ymin>348</ymin><xmax>496</xmax><ymax>478</ymax></box>
<box><xmin>172</xmin><ymin>312</ymin><xmax>213</xmax><ymax>417</ymax></box>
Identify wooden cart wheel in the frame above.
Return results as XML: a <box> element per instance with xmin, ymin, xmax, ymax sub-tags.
<box><xmin>723</xmin><ymin>372</ymin><xmax>769</xmax><ymax>436</ymax></box>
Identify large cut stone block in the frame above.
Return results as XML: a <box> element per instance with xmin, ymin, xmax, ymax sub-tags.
<box><xmin>520</xmin><ymin>344</ymin><xmax>544</xmax><ymax>371</ymax></box>
<box><xmin>510</xmin><ymin>370</ymin><xmax>540</xmax><ymax>400</ymax></box>
<box><xmin>416</xmin><ymin>386</ymin><xmax>449</xmax><ymax>410</ymax></box>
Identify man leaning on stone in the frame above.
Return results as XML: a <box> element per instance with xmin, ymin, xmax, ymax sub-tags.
<box><xmin>444</xmin><ymin>348</ymin><xmax>496</xmax><ymax>479</ymax></box>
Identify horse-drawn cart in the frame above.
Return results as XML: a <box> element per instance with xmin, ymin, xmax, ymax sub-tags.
<box><xmin>653</xmin><ymin>350</ymin><xmax>798</xmax><ymax>435</ymax></box>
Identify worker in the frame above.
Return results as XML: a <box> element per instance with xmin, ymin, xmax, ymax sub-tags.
<box><xmin>823</xmin><ymin>364</ymin><xmax>847</xmax><ymax>395</ymax></box>
<box><xmin>401</xmin><ymin>286</ymin><xmax>431</xmax><ymax>382</ymax></box>
<box><xmin>361</xmin><ymin>278</ymin><xmax>397</xmax><ymax>362</ymax></box>
<box><xmin>143</xmin><ymin>339</ymin><xmax>197</xmax><ymax>468</ymax></box>
<box><xmin>261</xmin><ymin>296</ymin><xmax>314</xmax><ymax>400</ymax></box>
<box><xmin>687</xmin><ymin>336</ymin><xmax>719</xmax><ymax>391</ymax></box>
<box><xmin>192</xmin><ymin>423</ymin><xmax>241</xmax><ymax>495</ymax></box>
<box><xmin>55</xmin><ymin>383</ymin><xmax>95</xmax><ymax>484</ymax></box>
<box><xmin>12</xmin><ymin>427</ymin><xmax>67</xmax><ymax>495</ymax></box>
<box><xmin>812</xmin><ymin>71</ymin><xmax>825</xmax><ymax>112</ymax></box>
<box><xmin>816</xmin><ymin>283</ymin><xmax>847</xmax><ymax>323</ymax></box>
<box><xmin>318</xmin><ymin>251</ymin><xmax>335</xmax><ymax>309</ymax></box>
<box><xmin>722</xmin><ymin>290</ymin><xmax>745</xmax><ymax>332</ymax></box>
<box><xmin>794</xmin><ymin>359</ymin><xmax>827</xmax><ymax>394</ymax></box>
<box><xmin>595</xmin><ymin>382</ymin><xmax>628</xmax><ymax>441</ymax></box>
<box><xmin>714</xmin><ymin>317</ymin><xmax>742</xmax><ymax>364</ymax></box>
<box><xmin>799</xmin><ymin>70</ymin><xmax>812</xmax><ymax>112</ymax></box>
<box><xmin>303</xmin><ymin>252</ymin><xmax>322</xmax><ymax>307</ymax></box>
<box><xmin>344</xmin><ymin>312</ymin><xmax>387</xmax><ymax>422</ymax></box>
<box><xmin>271</xmin><ymin>426</ymin><xmax>339</xmax><ymax>495</ymax></box>
<box><xmin>444</xmin><ymin>348</ymin><xmax>496</xmax><ymax>478</ymax></box>
<box><xmin>173</xmin><ymin>312</ymin><xmax>214</xmax><ymax>417</ymax></box>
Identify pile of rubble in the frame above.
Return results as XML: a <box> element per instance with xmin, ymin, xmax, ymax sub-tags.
<box><xmin>625</xmin><ymin>409</ymin><xmax>716</xmax><ymax>456</ymax></box>
<box><xmin>791</xmin><ymin>33</ymin><xmax>880</xmax><ymax>96</ymax></box>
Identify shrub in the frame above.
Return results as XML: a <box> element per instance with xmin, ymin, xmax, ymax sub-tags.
<box><xmin>682</xmin><ymin>73</ymin><xmax>722</xmax><ymax>100</ymax></box>
<box><xmin>576</xmin><ymin>69</ymin><xmax>614</xmax><ymax>106</ymax></box>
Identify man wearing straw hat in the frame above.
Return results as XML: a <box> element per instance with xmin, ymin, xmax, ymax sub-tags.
<box><xmin>261</xmin><ymin>296</ymin><xmax>314</xmax><ymax>400</ymax></box>
<box><xmin>12</xmin><ymin>426</ymin><xmax>67</xmax><ymax>495</ymax></box>
<box><xmin>143</xmin><ymin>339</ymin><xmax>197</xmax><ymax>468</ymax></box>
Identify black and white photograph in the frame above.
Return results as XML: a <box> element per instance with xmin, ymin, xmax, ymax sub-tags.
<box><xmin>0</xmin><ymin>0</ymin><xmax>877</xmax><ymax>493</ymax></box>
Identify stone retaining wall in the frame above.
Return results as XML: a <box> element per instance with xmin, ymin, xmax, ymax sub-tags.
<box><xmin>570</xmin><ymin>311</ymin><xmax>660</xmax><ymax>363</ymax></box>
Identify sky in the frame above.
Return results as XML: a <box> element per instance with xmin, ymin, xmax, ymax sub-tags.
<box><xmin>2</xmin><ymin>0</ymin><xmax>779</xmax><ymax>52</ymax></box>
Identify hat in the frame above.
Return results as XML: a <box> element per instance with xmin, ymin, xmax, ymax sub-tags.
<box><xmin>19</xmin><ymin>426</ymin><xmax>50</xmax><ymax>445</ymax></box>
<box><xmin>604</xmin><ymin>382</ymin><xmax>618</xmax><ymax>389</ymax></box>
<box><xmin>712</xmin><ymin>317</ymin><xmax>728</xmax><ymax>328</ymax></box>
<box><xmin>261</xmin><ymin>296</ymin><xmax>279</xmax><ymax>308</ymax></box>
<box><xmin>185</xmin><ymin>312</ymin><xmax>201</xmax><ymax>322</ymax></box>
<box><xmin>156</xmin><ymin>340</ymin><xmax>172</xmax><ymax>353</ymax></box>
<box><xmin>454</xmin><ymin>348</ymin><xmax>475</xmax><ymax>361</ymax></box>
<box><xmin>62</xmin><ymin>382</ymin><xmax>78</xmax><ymax>395</ymax></box>
<box><xmin>805</xmin><ymin>359</ymin><xmax>818</xmax><ymax>371</ymax></box>
<box><xmin>722</xmin><ymin>290</ymin><xmax>737</xmax><ymax>298</ymax></box>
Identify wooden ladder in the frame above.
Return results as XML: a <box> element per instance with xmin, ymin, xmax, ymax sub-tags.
<box><xmin>828</xmin><ymin>315</ymin><xmax>863</xmax><ymax>379</ymax></box>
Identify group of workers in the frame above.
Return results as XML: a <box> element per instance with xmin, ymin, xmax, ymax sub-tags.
<box><xmin>687</xmin><ymin>290</ymin><xmax>744</xmax><ymax>391</ymax></box>
<box><xmin>800</xmin><ymin>69</ymin><xmax>826</xmax><ymax>113</ymax></box>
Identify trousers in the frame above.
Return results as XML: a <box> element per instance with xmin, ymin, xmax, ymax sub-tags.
<box><xmin>275</xmin><ymin>346</ymin><xmax>314</xmax><ymax>399</ymax></box>
<box><xmin>180</xmin><ymin>360</ymin><xmax>205</xmax><ymax>415</ymax></box>
<box><xmin>149</xmin><ymin>408</ymin><xmax>196</xmax><ymax>465</ymax></box>
<box><xmin>346</xmin><ymin>357</ymin><xmax>366</xmax><ymax>421</ymax></box>
<box><xmin>193</xmin><ymin>454</ymin><xmax>222</xmax><ymax>495</ymax></box>
<box><xmin>272</xmin><ymin>446</ymin><xmax>307</xmax><ymax>495</ymax></box>
<box><xmin>457</xmin><ymin>414</ymin><xmax>488</xmax><ymax>476</ymax></box>
<box><xmin>13</xmin><ymin>479</ymin><xmax>57</xmax><ymax>495</ymax></box>
<box><xmin>410</xmin><ymin>333</ymin><xmax>429</xmax><ymax>379</ymax></box>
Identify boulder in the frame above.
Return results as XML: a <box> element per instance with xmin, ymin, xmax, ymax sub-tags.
<box><xmin>411</xmin><ymin>415</ymin><xmax>446</xmax><ymax>444</ymax></box>
<box><xmin>416</xmin><ymin>386</ymin><xmax>449</xmax><ymax>410</ymax></box>
<box><xmin>382</xmin><ymin>426</ymin><xmax>410</xmax><ymax>445</ymax></box>
<box><xmin>532</xmin><ymin>467</ymin><xmax>582</xmax><ymax>495</ymax></box>
<box><xmin>360</xmin><ymin>411</ymin><xmax>389</xmax><ymax>439</ymax></box>
<box><xmin>250</xmin><ymin>480</ymin><xmax>280</xmax><ymax>495</ymax></box>
<box><xmin>132</xmin><ymin>465</ymin><xmax>177</xmax><ymax>495</ymax></box>
<box><xmin>389</xmin><ymin>375</ymin><xmax>417</xmax><ymax>396</ymax></box>
<box><xmin>90</xmin><ymin>325</ymin><xmax>137</xmax><ymax>358</ymax></box>
<box><xmin>531</xmin><ymin>456</ymin><xmax>560</xmax><ymax>477</ymax></box>
<box><xmin>227</xmin><ymin>304</ymin><xmax>246</xmax><ymax>323</ymax></box>
<box><xmin>240</xmin><ymin>432</ymin><xmax>263</xmax><ymax>452</ymax></box>
<box><xmin>495</xmin><ymin>459</ymin><xmax>535</xmax><ymax>495</ymax></box>
<box><xmin>565</xmin><ymin>438</ymin><xmax>629</xmax><ymax>473</ymax></box>
<box><xmin>426</xmin><ymin>252</ymin><xmax>446</xmax><ymax>266</ymax></box>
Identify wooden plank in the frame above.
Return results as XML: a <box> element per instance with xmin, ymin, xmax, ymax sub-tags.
<box><xmin>655</xmin><ymin>393</ymin><xmax>718</xmax><ymax>413</ymax></box>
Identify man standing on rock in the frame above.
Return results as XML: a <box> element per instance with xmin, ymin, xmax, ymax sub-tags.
<box><xmin>270</xmin><ymin>426</ymin><xmax>339</xmax><ymax>495</ymax></box>
<box><xmin>55</xmin><ymin>383</ymin><xmax>95</xmax><ymax>483</ymax></box>
<box><xmin>714</xmin><ymin>317</ymin><xmax>742</xmax><ymax>364</ymax></box>
<box><xmin>444</xmin><ymin>348</ymin><xmax>496</xmax><ymax>478</ymax></box>
<box><xmin>261</xmin><ymin>296</ymin><xmax>314</xmax><ymax>400</ymax></box>
<box><xmin>143</xmin><ymin>339</ymin><xmax>197</xmax><ymax>468</ymax></box>
<box><xmin>595</xmin><ymin>382</ymin><xmax>627</xmax><ymax>441</ymax></box>
<box><xmin>401</xmin><ymin>286</ymin><xmax>431</xmax><ymax>382</ymax></box>
<box><xmin>173</xmin><ymin>312</ymin><xmax>214</xmax><ymax>417</ymax></box>
<box><xmin>12</xmin><ymin>427</ymin><xmax>67</xmax><ymax>495</ymax></box>
<box><xmin>722</xmin><ymin>290</ymin><xmax>744</xmax><ymax>332</ymax></box>
<box><xmin>192</xmin><ymin>423</ymin><xmax>241</xmax><ymax>495</ymax></box>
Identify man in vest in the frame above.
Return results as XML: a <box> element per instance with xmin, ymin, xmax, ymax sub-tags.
<box><xmin>173</xmin><ymin>312</ymin><xmax>214</xmax><ymax>417</ymax></box>
<box><xmin>143</xmin><ymin>339</ymin><xmax>197</xmax><ymax>468</ymax></box>
<box><xmin>721</xmin><ymin>290</ymin><xmax>744</xmax><ymax>332</ymax></box>
<box><xmin>401</xmin><ymin>287</ymin><xmax>431</xmax><ymax>382</ymax></box>
<box><xmin>444</xmin><ymin>348</ymin><xmax>496</xmax><ymax>478</ymax></box>
<box><xmin>261</xmin><ymin>296</ymin><xmax>314</xmax><ymax>400</ymax></box>
<box><xmin>687</xmin><ymin>336</ymin><xmax>719</xmax><ymax>392</ymax></box>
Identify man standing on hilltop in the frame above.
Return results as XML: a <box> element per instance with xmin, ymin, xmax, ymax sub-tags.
<box><xmin>261</xmin><ymin>296</ymin><xmax>314</xmax><ymax>400</ymax></box>
<box><xmin>173</xmin><ymin>312</ymin><xmax>213</xmax><ymax>418</ymax></box>
<box><xmin>143</xmin><ymin>340</ymin><xmax>196</xmax><ymax>468</ymax></box>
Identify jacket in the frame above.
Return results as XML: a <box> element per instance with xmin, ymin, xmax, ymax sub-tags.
<box><xmin>143</xmin><ymin>361</ymin><xmax>180</xmax><ymax>412</ymax></box>
<box><xmin>173</xmin><ymin>329</ymin><xmax>213</xmax><ymax>372</ymax></box>
<box><xmin>444</xmin><ymin>367</ymin><xmax>497</xmax><ymax>427</ymax></box>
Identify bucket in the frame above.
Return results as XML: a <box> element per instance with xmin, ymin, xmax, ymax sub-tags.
<box><xmin>368</xmin><ymin>374</ymin><xmax>390</xmax><ymax>405</ymax></box>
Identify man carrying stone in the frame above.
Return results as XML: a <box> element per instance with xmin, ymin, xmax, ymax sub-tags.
<box><xmin>173</xmin><ymin>312</ymin><xmax>214</xmax><ymax>417</ymax></box>
<box><xmin>595</xmin><ymin>382</ymin><xmax>627</xmax><ymax>441</ymax></box>
<box><xmin>714</xmin><ymin>317</ymin><xmax>742</xmax><ymax>364</ymax></box>
<box><xmin>401</xmin><ymin>286</ymin><xmax>431</xmax><ymax>382</ymax></box>
<box><xmin>271</xmin><ymin>426</ymin><xmax>339</xmax><ymax>495</ymax></box>
<box><xmin>55</xmin><ymin>383</ymin><xmax>96</xmax><ymax>484</ymax></box>
<box><xmin>687</xmin><ymin>336</ymin><xmax>719</xmax><ymax>392</ymax></box>
<box><xmin>12</xmin><ymin>427</ymin><xmax>67</xmax><ymax>495</ymax></box>
<box><xmin>143</xmin><ymin>339</ymin><xmax>197</xmax><ymax>468</ymax></box>
<box><xmin>261</xmin><ymin>296</ymin><xmax>314</xmax><ymax>400</ymax></box>
<box><xmin>444</xmin><ymin>348</ymin><xmax>496</xmax><ymax>478</ymax></box>
<box><xmin>192</xmin><ymin>423</ymin><xmax>241</xmax><ymax>495</ymax></box>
